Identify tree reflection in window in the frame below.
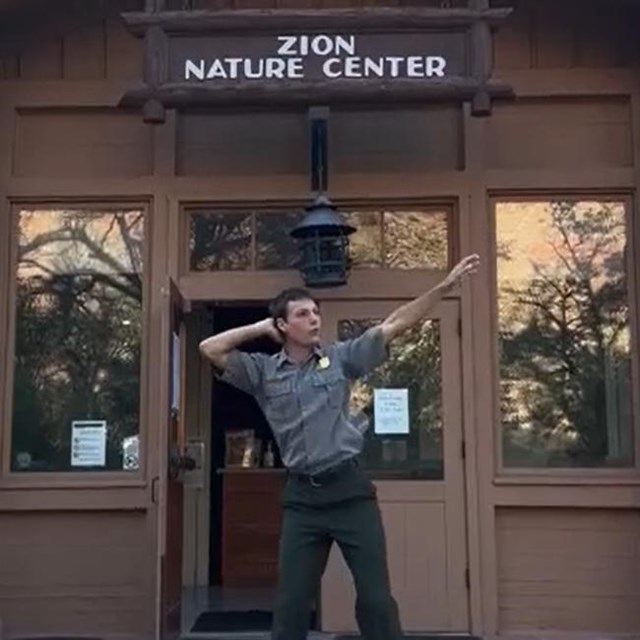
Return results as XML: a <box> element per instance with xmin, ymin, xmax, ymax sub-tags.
<box><xmin>497</xmin><ymin>200</ymin><xmax>633</xmax><ymax>468</ymax></box>
<box><xmin>338</xmin><ymin>319</ymin><xmax>443</xmax><ymax>478</ymax></box>
<box><xmin>187</xmin><ymin>207</ymin><xmax>450</xmax><ymax>272</ymax></box>
<box><xmin>255</xmin><ymin>211</ymin><xmax>302</xmax><ymax>269</ymax></box>
<box><xmin>189</xmin><ymin>209</ymin><xmax>251</xmax><ymax>270</ymax></box>
<box><xmin>11</xmin><ymin>208</ymin><xmax>144</xmax><ymax>472</ymax></box>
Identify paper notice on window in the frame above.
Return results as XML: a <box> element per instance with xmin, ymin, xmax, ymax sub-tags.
<box><xmin>373</xmin><ymin>389</ymin><xmax>409</xmax><ymax>435</ymax></box>
<box><xmin>71</xmin><ymin>420</ymin><xmax>107</xmax><ymax>467</ymax></box>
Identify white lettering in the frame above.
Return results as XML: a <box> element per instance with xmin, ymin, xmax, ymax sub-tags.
<box><xmin>287</xmin><ymin>58</ymin><xmax>304</xmax><ymax>79</ymax></box>
<box><xmin>407</xmin><ymin>56</ymin><xmax>424</xmax><ymax>78</ymax></box>
<box><xmin>265</xmin><ymin>58</ymin><xmax>286</xmax><ymax>79</ymax></box>
<box><xmin>207</xmin><ymin>59</ymin><xmax>228</xmax><ymax>79</ymax></box>
<box><xmin>185</xmin><ymin>59</ymin><xmax>205</xmax><ymax>81</ymax></box>
<box><xmin>312</xmin><ymin>35</ymin><xmax>334</xmax><ymax>56</ymax></box>
<box><xmin>363</xmin><ymin>57</ymin><xmax>385</xmax><ymax>78</ymax></box>
<box><xmin>244</xmin><ymin>58</ymin><xmax>265</xmax><ymax>79</ymax></box>
<box><xmin>225</xmin><ymin>58</ymin><xmax>242</xmax><ymax>79</ymax></box>
<box><xmin>323</xmin><ymin>58</ymin><xmax>342</xmax><ymax>78</ymax></box>
<box><xmin>386</xmin><ymin>56</ymin><xmax>403</xmax><ymax>78</ymax></box>
<box><xmin>277</xmin><ymin>36</ymin><xmax>297</xmax><ymax>56</ymax></box>
<box><xmin>299</xmin><ymin>35</ymin><xmax>309</xmax><ymax>56</ymax></box>
<box><xmin>335</xmin><ymin>35</ymin><xmax>356</xmax><ymax>56</ymax></box>
<box><xmin>344</xmin><ymin>56</ymin><xmax>362</xmax><ymax>78</ymax></box>
<box><xmin>426</xmin><ymin>56</ymin><xmax>446</xmax><ymax>78</ymax></box>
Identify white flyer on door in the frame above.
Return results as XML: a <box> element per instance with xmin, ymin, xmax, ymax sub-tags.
<box><xmin>373</xmin><ymin>389</ymin><xmax>409</xmax><ymax>435</ymax></box>
<box><xmin>71</xmin><ymin>420</ymin><xmax>107</xmax><ymax>467</ymax></box>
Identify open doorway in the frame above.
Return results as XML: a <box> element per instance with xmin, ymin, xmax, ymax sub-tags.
<box><xmin>184</xmin><ymin>302</ymin><xmax>318</xmax><ymax>635</ymax></box>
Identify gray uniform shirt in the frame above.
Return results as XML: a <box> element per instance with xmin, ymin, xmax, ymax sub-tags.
<box><xmin>218</xmin><ymin>326</ymin><xmax>388</xmax><ymax>475</ymax></box>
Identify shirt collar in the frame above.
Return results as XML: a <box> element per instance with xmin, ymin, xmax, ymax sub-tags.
<box><xmin>276</xmin><ymin>344</ymin><xmax>325</xmax><ymax>368</ymax></box>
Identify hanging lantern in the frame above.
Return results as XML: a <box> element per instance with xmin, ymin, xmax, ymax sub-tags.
<box><xmin>290</xmin><ymin>195</ymin><xmax>356</xmax><ymax>288</ymax></box>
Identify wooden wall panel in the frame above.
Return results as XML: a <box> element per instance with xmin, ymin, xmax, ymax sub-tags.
<box><xmin>19</xmin><ymin>37</ymin><xmax>63</xmax><ymax>80</ymax></box>
<box><xmin>487</xmin><ymin>98</ymin><xmax>633</xmax><ymax>170</ymax></box>
<box><xmin>106</xmin><ymin>18</ymin><xmax>143</xmax><ymax>81</ymax></box>
<box><xmin>323</xmin><ymin>500</ymin><xmax>450</xmax><ymax>632</ymax></box>
<box><xmin>63</xmin><ymin>21</ymin><xmax>107</xmax><ymax>81</ymax></box>
<box><xmin>496</xmin><ymin>508</ymin><xmax>640</xmax><ymax>634</ymax></box>
<box><xmin>330</xmin><ymin>107</ymin><xmax>463</xmax><ymax>175</ymax></box>
<box><xmin>493</xmin><ymin>0</ymin><xmax>640</xmax><ymax>71</ymax></box>
<box><xmin>176</xmin><ymin>111</ymin><xmax>308</xmax><ymax>177</ymax></box>
<box><xmin>0</xmin><ymin>511</ymin><xmax>153</xmax><ymax>638</ymax></box>
<box><xmin>13</xmin><ymin>108</ymin><xmax>153</xmax><ymax>178</ymax></box>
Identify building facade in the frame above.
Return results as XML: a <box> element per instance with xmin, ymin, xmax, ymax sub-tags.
<box><xmin>0</xmin><ymin>1</ymin><xmax>639</xmax><ymax>639</ymax></box>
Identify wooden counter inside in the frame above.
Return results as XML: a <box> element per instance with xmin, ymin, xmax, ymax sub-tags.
<box><xmin>220</xmin><ymin>468</ymin><xmax>286</xmax><ymax>588</ymax></box>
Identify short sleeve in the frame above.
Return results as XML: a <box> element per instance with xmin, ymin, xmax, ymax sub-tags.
<box><xmin>335</xmin><ymin>326</ymin><xmax>389</xmax><ymax>379</ymax></box>
<box><xmin>216</xmin><ymin>350</ymin><xmax>265</xmax><ymax>397</ymax></box>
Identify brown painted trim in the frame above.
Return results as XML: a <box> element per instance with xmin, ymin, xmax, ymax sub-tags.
<box><xmin>122</xmin><ymin>7</ymin><xmax>513</xmax><ymax>36</ymax></box>
<box><xmin>630</xmin><ymin>94</ymin><xmax>640</xmax><ymax>468</ymax></box>
<box><xmin>0</xmin><ymin>487</ymin><xmax>149</xmax><ymax>510</ymax></box>
<box><xmin>491</xmin><ymin>485</ymin><xmax>640</xmax><ymax>508</ymax></box>
<box><xmin>179</xmin><ymin>270</ymin><xmax>453</xmax><ymax>302</ymax></box>
<box><xmin>460</xmin><ymin>102</ymin><xmax>486</xmax><ymax>637</ymax></box>
<box><xmin>486</xmin><ymin>169</ymin><xmax>636</xmax><ymax>191</ymax></box>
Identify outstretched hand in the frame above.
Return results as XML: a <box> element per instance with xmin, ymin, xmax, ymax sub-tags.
<box><xmin>442</xmin><ymin>254</ymin><xmax>480</xmax><ymax>292</ymax></box>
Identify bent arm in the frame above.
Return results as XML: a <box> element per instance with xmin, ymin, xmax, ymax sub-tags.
<box><xmin>380</xmin><ymin>254</ymin><xmax>480</xmax><ymax>344</ymax></box>
<box><xmin>199</xmin><ymin>318</ymin><xmax>275</xmax><ymax>371</ymax></box>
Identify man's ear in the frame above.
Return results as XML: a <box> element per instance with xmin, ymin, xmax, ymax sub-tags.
<box><xmin>275</xmin><ymin>317</ymin><xmax>287</xmax><ymax>334</ymax></box>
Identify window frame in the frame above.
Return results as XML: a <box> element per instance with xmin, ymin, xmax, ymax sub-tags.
<box><xmin>179</xmin><ymin>198</ymin><xmax>458</xmax><ymax>276</ymax></box>
<box><xmin>1</xmin><ymin>200</ymin><xmax>151</xmax><ymax>486</ymax></box>
<box><xmin>490</xmin><ymin>193</ymin><xmax>640</xmax><ymax>481</ymax></box>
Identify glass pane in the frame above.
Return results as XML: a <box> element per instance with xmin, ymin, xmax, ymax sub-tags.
<box><xmin>256</xmin><ymin>211</ymin><xmax>302</xmax><ymax>269</ymax></box>
<box><xmin>189</xmin><ymin>209</ymin><xmax>251</xmax><ymax>271</ymax></box>
<box><xmin>344</xmin><ymin>211</ymin><xmax>383</xmax><ymax>268</ymax></box>
<box><xmin>338</xmin><ymin>319</ymin><xmax>443</xmax><ymax>478</ymax></box>
<box><xmin>384</xmin><ymin>210</ymin><xmax>449</xmax><ymax>269</ymax></box>
<box><xmin>12</xmin><ymin>208</ymin><xmax>144</xmax><ymax>472</ymax></box>
<box><xmin>496</xmin><ymin>200</ymin><xmax>633</xmax><ymax>468</ymax></box>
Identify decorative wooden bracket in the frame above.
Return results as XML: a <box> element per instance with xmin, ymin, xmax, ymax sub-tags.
<box><xmin>120</xmin><ymin>4</ymin><xmax>514</xmax><ymax>124</ymax></box>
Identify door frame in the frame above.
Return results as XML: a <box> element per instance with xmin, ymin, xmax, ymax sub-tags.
<box><xmin>155</xmin><ymin>277</ymin><xmax>189</xmax><ymax>640</ymax></box>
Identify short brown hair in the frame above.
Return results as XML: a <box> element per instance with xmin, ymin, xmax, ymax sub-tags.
<box><xmin>269</xmin><ymin>287</ymin><xmax>319</xmax><ymax>324</ymax></box>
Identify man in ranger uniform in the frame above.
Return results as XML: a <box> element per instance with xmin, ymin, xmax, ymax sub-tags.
<box><xmin>199</xmin><ymin>253</ymin><xmax>479</xmax><ymax>640</ymax></box>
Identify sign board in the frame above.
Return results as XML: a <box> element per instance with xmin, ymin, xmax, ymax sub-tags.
<box><xmin>120</xmin><ymin>7</ymin><xmax>514</xmax><ymax>115</ymax></box>
<box><xmin>374</xmin><ymin>388</ymin><xmax>410</xmax><ymax>435</ymax></box>
<box><xmin>71</xmin><ymin>420</ymin><xmax>107</xmax><ymax>467</ymax></box>
<box><xmin>172</xmin><ymin>32</ymin><xmax>466</xmax><ymax>85</ymax></box>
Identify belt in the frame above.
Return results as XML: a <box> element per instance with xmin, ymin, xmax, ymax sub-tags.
<box><xmin>288</xmin><ymin>457</ymin><xmax>357</xmax><ymax>487</ymax></box>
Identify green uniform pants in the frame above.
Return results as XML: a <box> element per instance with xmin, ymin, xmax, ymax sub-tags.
<box><xmin>271</xmin><ymin>462</ymin><xmax>403</xmax><ymax>640</ymax></box>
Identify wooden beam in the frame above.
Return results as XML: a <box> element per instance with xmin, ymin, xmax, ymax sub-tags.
<box><xmin>120</xmin><ymin>78</ymin><xmax>515</xmax><ymax>109</ymax></box>
<box><xmin>121</xmin><ymin>7</ymin><xmax>513</xmax><ymax>37</ymax></box>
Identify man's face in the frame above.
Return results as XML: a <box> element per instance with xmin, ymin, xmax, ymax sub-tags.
<box><xmin>277</xmin><ymin>298</ymin><xmax>321</xmax><ymax>348</ymax></box>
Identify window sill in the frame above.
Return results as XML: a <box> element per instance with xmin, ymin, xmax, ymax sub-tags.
<box><xmin>494</xmin><ymin>473</ymin><xmax>640</xmax><ymax>487</ymax></box>
<box><xmin>0</xmin><ymin>473</ymin><xmax>147</xmax><ymax>491</ymax></box>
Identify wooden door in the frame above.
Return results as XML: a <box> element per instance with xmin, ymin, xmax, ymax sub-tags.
<box><xmin>319</xmin><ymin>299</ymin><xmax>468</xmax><ymax>633</ymax></box>
<box><xmin>156</xmin><ymin>277</ymin><xmax>190</xmax><ymax>640</ymax></box>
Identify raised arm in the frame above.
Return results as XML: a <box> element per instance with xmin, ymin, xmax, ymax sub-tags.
<box><xmin>380</xmin><ymin>254</ymin><xmax>480</xmax><ymax>345</ymax></box>
<box><xmin>199</xmin><ymin>318</ymin><xmax>280</xmax><ymax>371</ymax></box>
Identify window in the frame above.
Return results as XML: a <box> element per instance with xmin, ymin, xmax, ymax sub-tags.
<box><xmin>338</xmin><ymin>319</ymin><xmax>443</xmax><ymax>479</ymax></box>
<box><xmin>495</xmin><ymin>199</ymin><xmax>635</xmax><ymax>468</ymax></box>
<box><xmin>9</xmin><ymin>207</ymin><xmax>145</xmax><ymax>472</ymax></box>
<box><xmin>186</xmin><ymin>205</ymin><xmax>451</xmax><ymax>272</ymax></box>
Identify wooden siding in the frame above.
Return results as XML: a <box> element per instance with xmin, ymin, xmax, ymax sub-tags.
<box><xmin>497</xmin><ymin>508</ymin><xmax>640</xmax><ymax>634</ymax></box>
<box><xmin>177</xmin><ymin>111</ymin><xmax>308</xmax><ymax>177</ymax></box>
<box><xmin>0</xmin><ymin>512</ymin><xmax>154</xmax><ymax>638</ymax></box>
<box><xmin>13</xmin><ymin>108</ymin><xmax>153</xmax><ymax>178</ymax></box>
<box><xmin>486</xmin><ymin>97</ymin><xmax>633</xmax><ymax>170</ymax></box>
